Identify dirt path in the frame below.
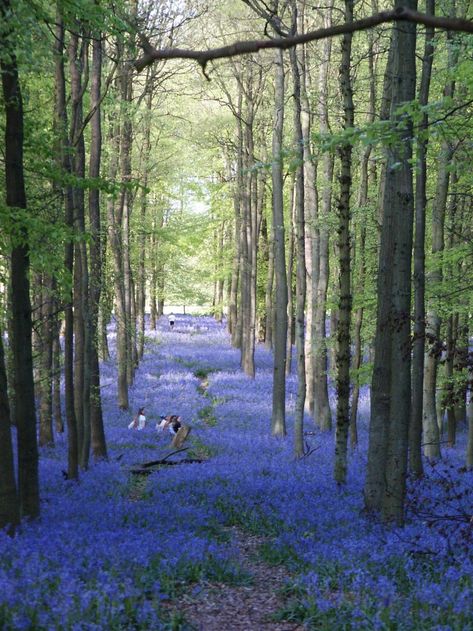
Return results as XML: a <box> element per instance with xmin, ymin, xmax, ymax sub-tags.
<box><xmin>162</xmin><ymin>527</ymin><xmax>303</xmax><ymax>630</ymax></box>
<box><xmin>160</xmin><ymin>368</ymin><xmax>304</xmax><ymax>629</ymax></box>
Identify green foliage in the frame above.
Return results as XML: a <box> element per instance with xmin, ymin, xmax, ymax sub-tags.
<box><xmin>197</xmin><ymin>404</ymin><xmax>218</xmax><ymax>426</ymax></box>
<box><xmin>258</xmin><ymin>541</ymin><xmax>301</xmax><ymax>568</ymax></box>
<box><xmin>187</xmin><ymin>436</ymin><xmax>217</xmax><ymax>460</ymax></box>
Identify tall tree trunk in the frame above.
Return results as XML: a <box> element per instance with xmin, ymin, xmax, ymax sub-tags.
<box><xmin>55</xmin><ymin>6</ymin><xmax>78</xmax><ymax>479</ymax></box>
<box><xmin>149</xmin><ymin>217</ymin><xmax>158</xmax><ymax>330</ymax></box>
<box><xmin>240</xmin><ymin>69</ymin><xmax>258</xmax><ymax>378</ymax></box>
<box><xmin>231</xmin><ymin>88</ymin><xmax>243</xmax><ymax>349</ymax></box>
<box><xmin>88</xmin><ymin>26</ymin><xmax>107</xmax><ymax>461</ymax></box>
<box><xmin>38</xmin><ymin>275</ymin><xmax>54</xmax><ymax>447</ymax></box>
<box><xmin>1</xmin><ymin>0</ymin><xmax>39</xmax><ymax>518</ymax></box>
<box><xmin>69</xmin><ymin>31</ymin><xmax>91</xmax><ymax>468</ymax></box>
<box><xmin>423</xmin><ymin>27</ymin><xmax>459</xmax><ymax>460</ymax></box>
<box><xmin>107</xmin><ymin>112</ymin><xmax>129</xmax><ymax>409</ymax></box>
<box><xmin>52</xmin><ymin>322</ymin><xmax>63</xmax><ymax>433</ymax></box>
<box><xmin>289</xmin><ymin>6</ymin><xmax>306</xmax><ymax>457</ymax></box>
<box><xmin>410</xmin><ymin>0</ymin><xmax>434</xmax><ymax>476</ymax></box>
<box><xmin>334</xmin><ymin>0</ymin><xmax>354</xmax><ymax>484</ymax></box>
<box><xmin>264</xmin><ymin>221</ymin><xmax>274</xmax><ymax>349</ymax></box>
<box><xmin>314</xmin><ymin>3</ymin><xmax>334</xmax><ymax>430</ymax></box>
<box><xmin>286</xmin><ymin>181</ymin><xmax>296</xmax><ymax>377</ymax></box>
<box><xmin>467</xmin><ymin>366</ymin><xmax>473</xmax><ymax>469</ymax></box>
<box><xmin>300</xmin><ymin>6</ymin><xmax>318</xmax><ymax>420</ymax></box>
<box><xmin>349</xmin><ymin>12</ymin><xmax>377</xmax><ymax>446</ymax></box>
<box><xmin>364</xmin><ymin>0</ymin><xmax>417</xmax><ymax>524</ymax></box>
<box><xmin>120</xmin><ymin>93</ymin><xmax>135</xmax><ymax>386</ymax></box>
<box><xmin>0</xmin><ymin>331</ymin><xmax>19</xmax><ymax>534</ymax></box>
<box><xmin>271</xmin><ymin>47</ymin><xmax>288</xmax><ymax>436</ymax></box>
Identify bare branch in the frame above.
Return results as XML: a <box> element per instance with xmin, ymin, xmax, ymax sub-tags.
<box><xmin>134</xmin><ymin>7</ymin><xmax>473</xmax><ymax>72</ymax></box>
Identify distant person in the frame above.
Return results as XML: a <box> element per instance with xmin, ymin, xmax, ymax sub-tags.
<box><xmin>128</xmin><ymin>406</ymin><xmax>146</xmax><ymax>430</ymax></box>
<box><xmin>157</xmin><ymin>414</ymin><xmax>182</xmax><ymax>435</ymax></box>
<box><xmin>168</xmin><ymin>312</ymin><xmax>175</xmax><ymax>329</ymax></box>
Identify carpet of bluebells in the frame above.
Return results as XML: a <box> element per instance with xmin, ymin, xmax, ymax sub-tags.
<box><xmin>1</xmin><ymin>315</ymin><xmax>472</xmax><ymax>630</ymax></box>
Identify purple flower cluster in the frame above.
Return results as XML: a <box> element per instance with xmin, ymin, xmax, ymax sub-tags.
<box><xmin>1</xmin><ymin>314</ymin><xmax>471</xmax><ymax>629</ymax></box>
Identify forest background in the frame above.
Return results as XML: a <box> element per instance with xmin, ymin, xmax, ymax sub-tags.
<box><xmin>0</xmin><ymin>0</ymin><xmax>473</xmax><ymax>626</ymax></box>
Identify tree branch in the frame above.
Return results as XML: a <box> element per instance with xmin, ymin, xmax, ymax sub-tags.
<box><xmin>134</xmin><ymin>7</ymin><xmax>473</xmax><ymax>72</ymax></box>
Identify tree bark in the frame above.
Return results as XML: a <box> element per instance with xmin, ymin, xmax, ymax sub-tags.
<box><xmin>410</xmin><ymin>0</ymin><xmax>434</xmax><ymax>477</ymax></box>
<box><xmin>0</xmin><ymin>332</ymin><xmax>19</xmax><ymax>534</ymax></box>
<box><xmin>314</xmin><ymin>3</ymin><xmax>334</xmax><ymax>431</ymax></box>
<box><xmin>1</xmin><ymin>0</ymin><xmax>39</xmax><ymax>518</ymax></box>
<box><xmin>299</xmin><ymin>6</ymin><xmax>318</xmax><ymax>420</ymax></box>
<box><xmin>271</xmin><ymin>47</ymin><xmax>288</xmax><ymax>437</ymax></box>
<box><xmin>69</xmin><ymin>30</ymin><xmax>91</xmax><ymax>468</ymax></box>
<box><xmin>38</xmin><ymin>274</ymin><xmax>54</xmax><ymax>447</ymax></box>
<box><xmin>88</xmin><ymin>25</ymin><xmax>107</xmax><ymax>461</ymax></box>
<box><xmin>55</xmin><ymin>5</ymin><xmax>78</xmax><ymax>480</ymax></box>
<box><xmin>107</xmin><ymin>110</ymin><xmax>129</xmax><ymax>409</ymax></box>
<box><xmin>364</xmin><ymin>0</ymin><xmax>417</xmax><ymax>524</ymax></box>
<box><xmin>289</xmin><ymin>2</ymin><xmax>306</xmax><ymax>457</ymax></box>
<box><xmin>467</xmin><ymin>367</ymin><xmax>473</xmax><ymax>469</ymax></box>
<box><xmin>423</xmin><ymin>26</ymin><xmax>459</xmax><ymax>460</ymax></box>
<box><xmin>334</xmin><ymin>0</ymin><xmax>354</xmax><ymax>484</ymax></box>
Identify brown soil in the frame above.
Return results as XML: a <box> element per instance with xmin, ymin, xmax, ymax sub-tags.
<box><xmin>161</xmin><ymin>527</ymin><xmax>304</xmax><ymax>630</ymax></box>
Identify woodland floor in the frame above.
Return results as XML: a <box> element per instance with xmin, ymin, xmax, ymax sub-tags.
<box><xmin>160</xmin><ymin>526</ymin><xmax>304</xmax><ymax>630</ymax></box>
<box><xmin>128</xmin><ymin>365</ymin><xmax>305</xmax><ymax>629</ymax></box>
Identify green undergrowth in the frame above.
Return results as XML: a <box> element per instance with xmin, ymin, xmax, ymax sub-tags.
<box><xmin>151</xmin><ymin>555</ymin><xmax>253</xmax><ymax>600</ymax></box>
<box><xmin>186</xmin><ymin>436</ymin><xmax>217</xmax><ymax>459</ymax></box>
<box><xmin>144</xmin><ymin>335</ymin><xmax>162</xmax><ymax>348</ymax></box>
<box><xmin>196</xmin><ymin>518</ymin><xmax>233</xmax><ymax>543</ymax></box>
<box><xmin>173</xmin><ymin>358</ymin><xmax>215</xmax><ymax>379</ymax></box>
<box><xmin>216</xmin><ymin>498</ymin><xmax>285</xmax><ymax>538</ymax></box>
<box><xmin>269</xmin><ymin>558</ymin><xmax>473</xmax><ymax>630</ymax></box>
<box><xmin>258</xmin><ymin>541</ymin><xmax>303</xmax><ymax>569</ymax></box>
<box><xmin>197</xmin><ymin>404</ymin><xmax>218</xmax><ymax>426</ymax></box>
<box><xmin>193</xmin><ymin>366</ymin><xmax>215</xmax><ymax>380</ymax></box>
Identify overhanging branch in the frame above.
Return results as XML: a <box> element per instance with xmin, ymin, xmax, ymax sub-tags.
<box><xmin>134</xmin><ymin>7</ymin><xmax>473</xmax><ymax>72</ymax></box>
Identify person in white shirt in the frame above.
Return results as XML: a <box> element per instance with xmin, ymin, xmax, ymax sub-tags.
<box><xmin>157</xmin><ymin>414</ymin><xmax>182</xmax><ymax>435</ymax></box>
<box><xmin>128</xmin><ymin>407</ymin><xmax>146</xmax><ymax>430</ymax></box>
<box><xmin>168</xmin><ymin>313</ymin><xmax>175</xmax><ymax>328</ymax></box>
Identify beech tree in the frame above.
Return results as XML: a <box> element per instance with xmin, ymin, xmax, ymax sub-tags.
<box><xmin>1</xmin><ymin>0</ymin><xmax>39</xmax><ymax>519</ymax></box>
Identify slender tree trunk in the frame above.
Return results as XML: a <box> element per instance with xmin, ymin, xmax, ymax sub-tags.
<box><xmin>271</xmin><ymin>47</ymin><xmax>288</xmax><ymax>436</ymax></box>
<box><xmin>444</xmin><ymin>314</ymin><xmax>456</xmax><ymax>447</ymax></box>
<box><xmin>150</xmin><ymin>216</ymin><xmax>158</xmax><ymax>330</ymax></box>
<box><xmin>314</xmin><ymin>3</ymin><xmax>334</xmax><ymax>430</ymax></box>
<box><xmin>423</xmin><ymin>27</ymin><xmax>459</xmax><ymax>460</ymax></box>
<box><xmin>334</xmin><ymin>0</ymin><xmax>354</xmax><ymax>484</ymax></box>
<box><xmin>39</xmin><ymin>275</ymin><xmax>54</xmax><ymax>447</ymax></box>
<box><xmin>299</xmin><ymin>7</ymin><xmax>318</xmax><ymax>419</ymax></box>
<box><xmin>467</xmin><ymin>367</ymin><xmax>473</xmax><ymax>469</ymax></box>
<box><xmin>410</xmin><ymin>0</ymin><xmax>434</xmax><ymax>476</ymax></box>
<box><xmin>55</xmin><ymin>6</ymin><xmax>78</xmax><ymax>480</ymax></box>
<box><xmin>231</xmin><ymin>89</ymin><xmax>244</xmax><ymax>349</ymax></box>
<box><xmin>443</xmin><ymin>174</ymin><xmax>459</xmax><ymax>448</ymax></box>
<box><xmin>1</xmin><ymin>0</ymin><xmax>39</xmax><ymax>518</ymax></box>
<box><xmin>289</xmin><ymin>9</ymin><xmax>306</xmax><ymax>457</ymax></box>
<box><xmin>52</xmin><ymin>323</ymin><xmax>63</xmax><ymax>433</ymax></box>
<box><xmin>286</xmin><ymin>181</ymin><xmax>296</xmax><ymax>377</ymax></box>
<box><xmin>349</xmin><ymin>16</ymin><xmax>377</xmax><ymax>446</ymax></box>
<box><xmin>240</xmin><ymin>72</ymin><xmax>258</xmax><ymax>378</ymax></box>
<box><xmin>0</xmin><ymin>331</ymin><xmax>19</xmax><ymax>534</ymax></box>
<box><xmin>89</xmin><ymin>27</ymin><xmax>107</xmax><ymax>461</ymax></box>
<box><xmin>107</xmin><ymin>111</ymin><xmax>129</xmax><ymax>409</ymax></box>
<box><xmin>120</xmin><ymin>112</ymin><xmax>135</xmax><ymax>386</ymax></box>
<box><xmin>69</xmin><ymin>31</ymin><xmax>91</xmax><ymax>468</ymax></box>
<box><xmin>264</xmin><ymin>222</ymin><xmax>274</xmax><ymax>350</ymax></box>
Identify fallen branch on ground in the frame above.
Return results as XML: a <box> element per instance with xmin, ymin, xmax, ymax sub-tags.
<box><xmin>129</xmin><ymin>457</ymin><xmax>205</xmax><ymax>475</ymax></box>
